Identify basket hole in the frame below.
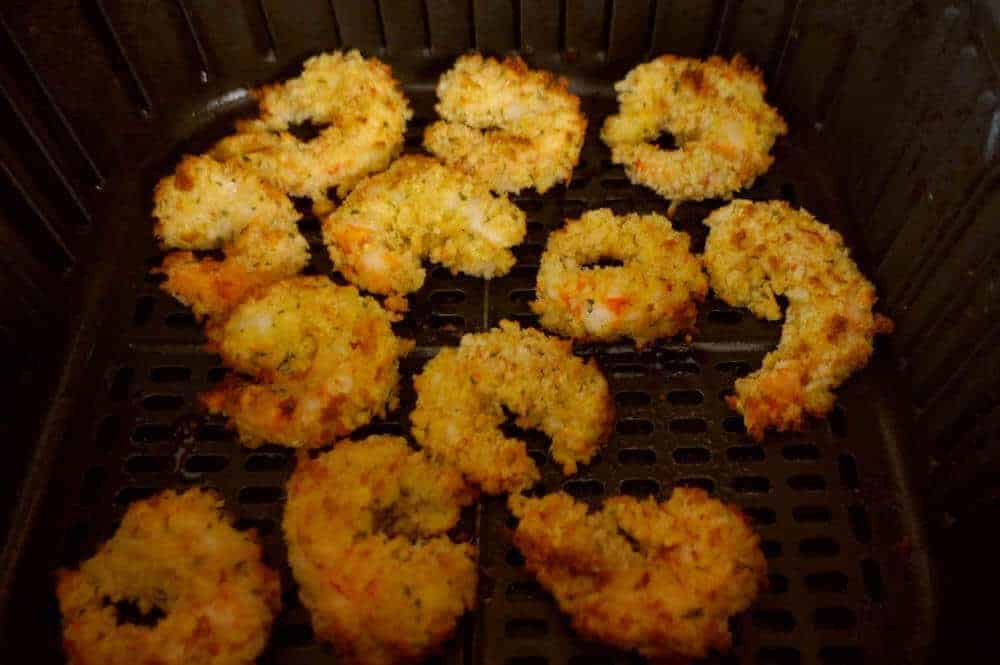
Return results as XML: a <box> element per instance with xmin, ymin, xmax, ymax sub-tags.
<box><xmin>620</xmin><ymin>478</ymin><xmax>660</xmax><ymax>498</ymax></box>
<box><xmin>862</xmin><ymin>559</ymin><xmax>884</xmax><ymax>602</ymax></box>
<box><xmin>761</xmin><ymin>539</ymin><xmax>782</xmax><ymax>558</ymax></box>
<box><xmin>782</xmin><ymin>443</ymin><xmax>820</xmax><ymax>461</ymax></box>
<box><xmin>806</xmin><ymin>571</ymin><xmax>848</xmax><ymax>593</ymax></box>
<box><xmin>142</xmin><ymin>394</ymin><xmax>183</xmax><ymax>411</ymax></box>
<box><xmin>768</xmin><ymin>573</ymin><xmax>789</xmax><ymax>594</ymax></box>
<box><xmin>509</xmin><ymin>288</ymin><xmax>535</xmax><ymax>303</ymax></box>
<box><xmin>788</xmin><ymin>474</ymin><xmax>826</xmax><ymax>491</ymax></box>
<box><xmin>838</xmin><ymin>454</ymin><xmax>859</xmax><ymax>489</ymax></box>
<box><xmin>744</xmin><ymin>506</ymin><xmax>777</xmax><ymax>526</ymax></box>
<box><xmin>246</xmin><ymin>453</ymin><xmax>288</xmax><ymax>472</ymax></box>
<box><xmin>505</xmin><ymin>618</ymin><xmax>548</xmax><ymax>638</ymax></box>
<box><xmin>757</xmin><ymin>646</ymin><xmax>801</xmax><ymax>665</ymax></box>
<box><xmin>126</xmin><ymin>455</ymin><xmax>171</xmax><ymax>473</ymax></box>
<box><xmin>273</xmin><ymin>622</ymin><xmax>313</xmax><ymax>647</ymax></box>
<box><xmin>133</xmin><ymin>296</ymin><xmax>155</xmax><ymax>326</ymax></box>
<box><xmin>667</xmin><ymin>389</ymin><xmax>703</xmax><ymax>405</ymax></box>
<box><xmin>150</xmin><ymin>366</ymin><xmax>191</xmax><ymax>383</ymax></box>
<box><xmin>165</xmin><ymin>311</ymin><xmax>198</xmax><ymax>329</ymax></box>
<box><xmin>615</xmin><ymin>391</ymin><xmax>650</xmax><ymax>407</ymax></box>
<box><xmin>109</xmin><ymin>367</ymin><xmax>134</xmax><ymax>400</ymax></box>
<box><xmin>819</xmin><ymin>646</ymin><xmax>864</xmax><ymax>665</ymax></box>
<box><xmin>676</xmin><ymin>477</ymin><xmax>715</xmax><ymax>493</ymax></box>
<box><xmin>429</xmin><ymin>289</ymin><xmax>466</xmax><ymax>305</ymax></box>
<box><xmin>506</xmin><ymin>547</ymin><xmax>525</xmax><ymax>566</ymax></box>
<box><xmin>112</xmin><ymin>599</ymin><xmax>166</xmax><ymax>627</ymax></box>
<box><xmin>800</xmin><ymin>537</ymin><xmax>840</xmax><ymax>557</ymax></box>
<box><xmin>429</xmin><ymin>313</ymin><xmax>464</xmax><ymax>330</ymax></box>
<box><xmin>716</xmin><ymin>361</ymin><xmax>752</xmax><ymax>377</ymax></box>
<box><xmin>132</xmin><ymin>423</ymin><xmax>172</xmax><ymax>444</ymax></box>
<box><xmin>670</xmin><ymin>417</ymin><xmax>706</xmax><ymax>434</ymax></box>
<box><xmin>673</xmin><ymin>447</ymin><xmax>710</xmax><ymax>464</ymax></box>
<box><xmin>506</xmin><ymin>580</ymin><xmax>544</xmax><ymax>601</ymax></box>
<box><xmin>793</xmin><ymin>505</ymin><xmax>832</xmax><ymax>523</ymax></box>
<box><xmin>752</xmin><ymin>608</ymin><xmax>796</xmax><ymax>632</ymax></box>
<box><xmin>848</xmin><ymin>505</ymin><xmax>872</xmax><ymax>543</ymax></box>
<box><xmin>79</xmin><ymin>466</ymin><xmax>106</xmax><ymax>504</ymax></box>
<box><xmin>237</xmin><ymin>486</ymin><xmax>284</xmax><ymax>504</ymax></box>
<box><xmin>617</xmin><ymin>418</ymin><xmax>653</xmax><ymax>435</ymax></box>
<box><xmin>727</xmin><ymin>445</ymin><xmax>765</xmax><ymax>462</ymax></box>
<box><xmin>814</xmin><ymin>607</ymin><xmax>856</xmax><ymax>630</ymax></box>
<box><xmin>115</xmin><ymin>487</ymin><xmax>159</xmax><ymax>505</ymax></box>
<box><xmin>184</xmin><ymin>455</ymin><xmax>229</xmax><ymax>473</ymax></box>
<box><xmin>733</xmin><ymin>476</ymin><xmax>770</xmax><ymax>493</ymax></box>
<box><xmin>197</xmin><ymin>423</ymin><xmax>235</xmax><ymax>442</ymax></box>
<box><xmin>563</xmin><ymin>478</ymin><xmax>604</xmax><ymax>499</ymax></box>
<box><xmin>235</xmin><ymin>517</ymin><xmax>276</xmax><ymax>536</ymax></box>
<box><xmin>723</xmin><ymin>415</ymin><xmax>746</xmax><ymax>433</ymax></box>
<box><xmin>96</xmin><ymin>415</ymin><xmax>121</xmax><ymax>448</ymax></box>
<box><xmin>619</xmin><ymin>448</ymin><xmax>656</xmax><ymax>464</ymax></box>
<box><xmin>709</xmin><ymin>309</ymin><xmax>743</xmax><ymax>324</ymax></box>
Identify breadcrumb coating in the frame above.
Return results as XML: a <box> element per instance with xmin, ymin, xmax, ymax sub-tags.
<box><xmin>153</xmin><ymin>154</ymin><xmax>309</xmax><ymax>320</ymax></box>
<box><xmin>411</xmin><ymin>320</ymin><xmax>613</xmax><ymax>494</ymax></box>
<box><xmin>322</xmin><ymin>155</ymin><xmax>526</xmax><ymax>306</ymax></box>
<box><xmin>425</xmin><ymin>54</ymin><xmax>586</xmax><ymax>194</ymax></box>
<box><xmin>201</xmin><ymin>276</ymin><xmax>414</xmax><ymax>448</ymax></box>
<box><xmin>283</xmin><ymin>436</ymin><xmax>477</xmax><ymax>665</ymax></box>
<box><xmin>56</xmin><ymin>489</ymin><xmax>280</xmax><ymax>665</ymax></box>
<box><xmin>533</xmin><ymin>208</ymin><xmax>708</xmax><ymax>346</ymax></box>
<box><xmin>212</xmin><ymin>50</ymin><xmax>411</xmax><ymax>213</ymax></box>
<box><xmin>602</xmin><ymin>55</ymin><xmax>786</xmax><ymax>202</ymax></box>
<box><xmin>703</xmin><ymin>199</ymin><xmax>893</xmax><ymax>439</ymax></box>
<box><xmin>509</xmin><ymin>489</ymin><xmax>766</xmax><ymax>660</ymax></box>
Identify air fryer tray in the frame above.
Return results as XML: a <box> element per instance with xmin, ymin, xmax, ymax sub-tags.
<box><xmin>10</xmin><ymin>78</ymin><xmax>932</xmax><ymax>665</ymax></box>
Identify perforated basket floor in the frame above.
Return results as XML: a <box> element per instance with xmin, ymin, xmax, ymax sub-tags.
<box><xmin>17</xmin><ymin>82</ymin><xmax>929</xmax><ymax>665</ymax></box>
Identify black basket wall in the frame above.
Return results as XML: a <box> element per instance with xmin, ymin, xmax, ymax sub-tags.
<box><xmin>0</xmin><ymin>1</ymin><xmax>996</xmax><ymax>663</ymax></box>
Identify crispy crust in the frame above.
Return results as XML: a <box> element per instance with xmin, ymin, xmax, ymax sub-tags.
<box><xmin>153</xmin><ymin>154</ymin><xmax>309</xmax><ymax>320</ymax></box>
<box><xmin>410</xmin><ymin>320</ymin><xmax>613</xmax><ymax>494</ymax></box>
<box><xmin>56</xmin><ymin>489</ymin><xmax>280</xmax><ymax>665</ymax></box>
<box><xmin>601</xmin><ymin>55</ymin><xmax>787</xmax><ymax>202</ymax></box>
<box><xmin>509</xmin><ymin>489</ymin><xmax>766</xmax><ymax>660</ymax></box>
<box><xmin>212</xmin><ymin>51</ymin><xmax>411</xmax><ymax>214</ymax></box>
<box><xmin>201</xmin><ymin>276</ymin><xmax>414</xmax><ymax>448</ymax></box>
<box><xmin>424</xmin><ymin>54</ymin><xmax>586</xmax><ymax>194</ymax></box>
<box><xmin>703</xmin><ymin>199</ymin><xmax>893</xmax><ymax>439</ymax></box>
<box><xmin>532</xmin><ymin>208</ymin><xmax>708</xmax><ymax>346</ymax></box>
<box><xmin>322</xmin><ymin>155</ymin><xmax>526</xmax><ymax>306</ymax></box>
<box><xmin>283</xmin><ymin>436</ymin><xmax>477</xmax><ymax>665</ymax></box>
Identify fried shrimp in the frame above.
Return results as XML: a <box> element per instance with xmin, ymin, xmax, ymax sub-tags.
<box><xmin>601</xmin><ymin>55</ymin><xmax>787</xmax><ymax>203</ymax></box>
<box><xmin>532</xmin><ymin>208</ymin><xmax>708</xmax><ymax>346</ymax></box>
<box><xmin>322</xmin><ymin>155</ymin><xmax>526</xmax><ymax>307</ymax></box>
<box><xmin>201</xmin><ymin>276</ymin><xmax>414</xmax><ymax>448</ymax></box>
<box><xmin>703</xmin><ymin>200</ymin><xmax>893</xmax><ymax>439</ymax></box>
<box><xmin>283</xmin><ymin>436</ymin><xmax>477</xmax><ymax>665</ymax></box>
<box><xmin>56</xmin><ymin>489</ymin><xmax>280</xmax><ymax>665</ymax></box>
<box><xmin>212</xmin><ymin>50</ymin><xmax>411</xmax><ymax>214</ymax></box>
<box><xmin>509</xmin><ymin>488</ymin><xmax>766</xmax><ymax>661</ymax></box>
<box><xmin>424</xmin><ymin>54</ymin><xmax>586</xmax><ymax>194</ymax></box>
<box><xmin>411</xmin><ymin>320</ymin><xmax>613</xmax><ymax>494</ymax></box>
<box><xmin>153</xmin><ymin>154</ymin><xmax>309</xmax><ymax>319</ymax></box>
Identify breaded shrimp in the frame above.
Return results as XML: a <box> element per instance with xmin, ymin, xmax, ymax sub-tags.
<box><xmin>322</xmin><ymin>155</ymin><xmax>526</xmax><ymax>308</ymax></box>
<box><xmin>283</xmin><ymin>436</ymin><xmax>477</xmax><ymax>665</ymax></box>
<box><xmin>532</xmin><ymin>208</ymin><xmax>708</xmax><ymax>346</ymax></box>
<box><xmin>201</xmin><ymin>276</ymin><xmax>414</xmax><ymax>448</ymax></box>
<box><xmin>56</xmin><ymin>489</ymin><xmax>280</xmax><ymax>665</ymax></box>
<box><xmin>153</xmin><ymin>154</ymin><xmax>309</xmax><ymax>320</ymax></box>
<box><xmin>509</xmin><ymin>489</ymin><xmax>766</xmax><ymax>661</ymax></box>
<box><xmin>703</xmin><ymin>199</ymin><xmax>893</xmax><ymax>439</ymax></box>
<box><xmin>212</xmin><ymin>50</ymin><xmax>411</xmax><ymax>214</ymax></box>
<box><xmin>602</xmin><ymin>55</ymin><xmax>786</xmax><ymax>203</ymax></box>
<box><xmin>410</xmin><ymin>320</ymin><xmax>613</xmax><ymax>494</ymax></box>
<box><xmin>424</xmin><ymin>54</ymin><xmax>586</xmax><ymax>194</ymax></box>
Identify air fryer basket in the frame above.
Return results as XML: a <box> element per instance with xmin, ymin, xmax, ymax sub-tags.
<box><xmin>1</xmin><ymin>1</ymin><xmax>996</xmax><ymax>663</ymax></box>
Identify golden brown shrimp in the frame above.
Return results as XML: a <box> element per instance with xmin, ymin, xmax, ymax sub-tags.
<box><xmin>283</xmin><ymin>436</ymin><xmax>477</xmax><ymax>665</ymax></box>
<box><xmin>703</xmin><ymin>199</ymin><xmax>893</xmax><ymax>439</ymax></box>
<box><xmin>602</xmin><ymin>55</ymin><xmax>786</xmax><ymax>203</ymax></box>
<box><xmin>532</xmin><ymin>208</ymin><xmax>708</xmax><ymax>346</ymax></box>
<box><xmin>509</xmin><ymin>488</ymin><xmax>766</xmax><ymax>661</ymax></box>
<box><xmin>424</xmin><ymin>54</ymin><xmax>586</xmax><ymax>194</ymax></box>
<box><xmin>56</xmin><ymin>489</ymin><xmax>280</xmax><ymax>665</ymax></box>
